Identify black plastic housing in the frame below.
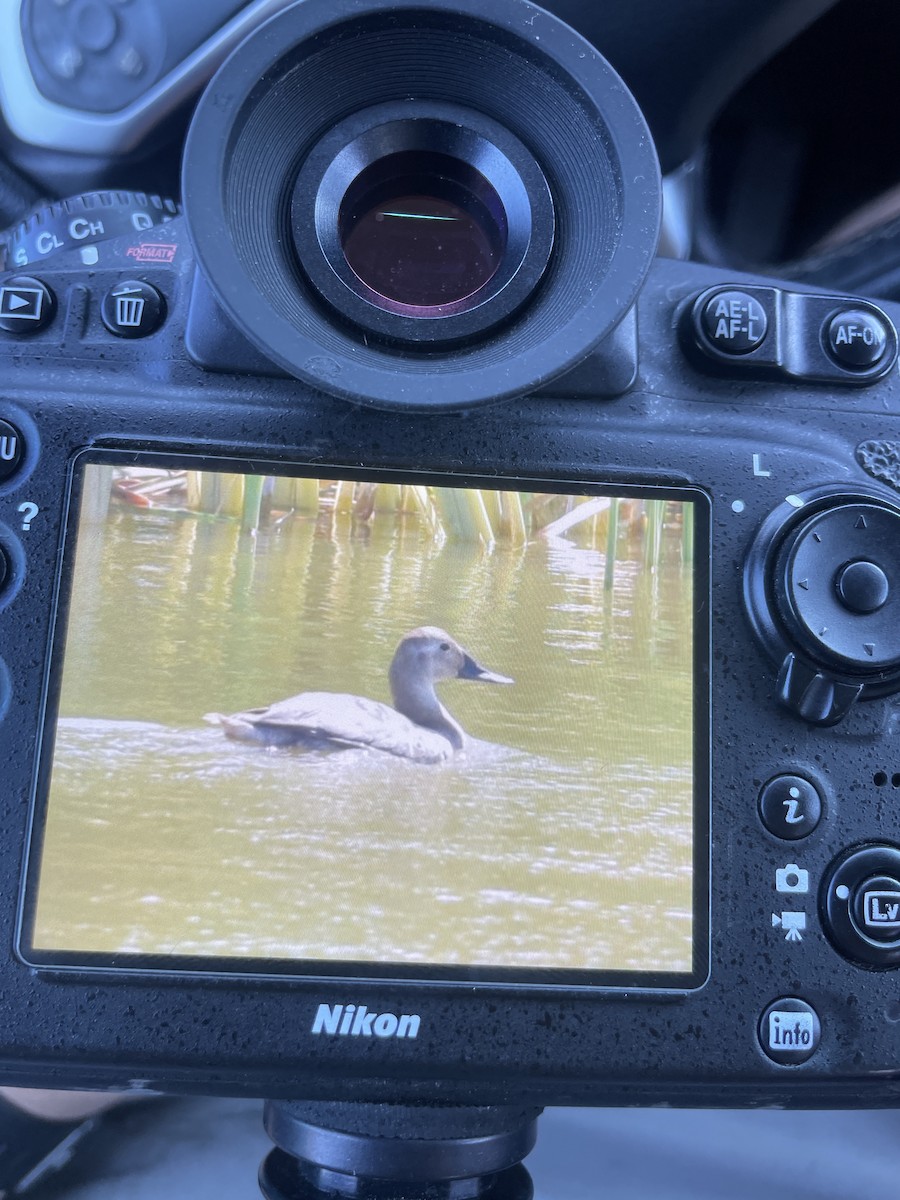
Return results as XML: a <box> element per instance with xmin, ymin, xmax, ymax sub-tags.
<box><xmin>1</xmin><ymin>0</ymin><xmax>899</xmax><ymax>1115</ymax></box>
<box><xmin>0</xmin><ymin>220</ymin><xmax>899</xmax><ymax>1106</ymax></box>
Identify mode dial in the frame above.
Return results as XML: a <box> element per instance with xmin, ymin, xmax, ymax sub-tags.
<box><xmin>1</xmin><ymin>191</ymin><xmax>178</xmax><ymax>270</ymax></box>
<box><xmin>745</xmin><ymin>488</ymin><xmax>900</xmax><ymax>726</ymax></box>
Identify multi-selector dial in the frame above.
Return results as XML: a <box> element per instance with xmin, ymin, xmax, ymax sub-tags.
<box><xmin>775</xmin><ymin>501</ymin><xmax>900</xmax><ymax>673</ymax></box>
<box><xmin>745</xmin><ymin>488</ymin><xmax>900</xmax><ymax>725</ymax></box>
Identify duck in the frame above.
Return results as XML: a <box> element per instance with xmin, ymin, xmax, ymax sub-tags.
<box><xmin>204</xmin><ymin>627</ymin><xmax>513</xmax><ymax>763</ymax></box>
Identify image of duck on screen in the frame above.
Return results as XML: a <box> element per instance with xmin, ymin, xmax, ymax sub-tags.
<box><xmin>22</xmin><ymin>458</ymin><xmax>709</xmax><ymax>989</ymax></box>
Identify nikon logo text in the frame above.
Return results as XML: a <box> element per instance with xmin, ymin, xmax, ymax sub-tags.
<box><xmin>311</xmin><ymin>1003</ymin><xmax>421</xmax><ymax>1040</ymax></box>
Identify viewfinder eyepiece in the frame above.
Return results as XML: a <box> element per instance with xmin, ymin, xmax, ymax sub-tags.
<box><xmin>291</xmin><ymin>105</ymin><xmax>555</xmax><ymax>345</ymax></box>
<box><xmin>183</xmin><ymin>0</ymin><xmax>662</xmax><ymax>409</ymax></box>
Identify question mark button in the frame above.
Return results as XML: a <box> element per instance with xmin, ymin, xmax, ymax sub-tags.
<box><xmin>17</xmin><ymin>502</ymin><xmax>38</xmax><ymax>532</ymax></box>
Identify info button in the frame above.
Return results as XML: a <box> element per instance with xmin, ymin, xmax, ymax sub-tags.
<box><xmin>759</xmin><ymin>997</ymin><xmax>821</xmax><ymax>1066</ymax></box>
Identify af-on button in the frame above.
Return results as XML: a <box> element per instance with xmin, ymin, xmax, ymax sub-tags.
<box><xmin>826</xmin><ymin>309</ymin><xmax>890</xmax><ymax>370</ymax></box>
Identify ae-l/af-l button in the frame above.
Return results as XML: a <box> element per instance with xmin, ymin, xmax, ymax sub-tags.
<box><xmin>700</xmin><ymin>290</ymin><xmax>768</xmax><ymax>354</ymax></box>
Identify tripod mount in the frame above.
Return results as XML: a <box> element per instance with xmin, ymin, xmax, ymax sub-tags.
<box><xmin>259</xmin><ymin>1101</ymin><xmax>542</xmax><ymax>1199</ymax></box>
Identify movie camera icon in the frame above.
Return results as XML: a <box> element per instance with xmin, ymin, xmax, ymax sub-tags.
<box><xmin>772</xmin><ymin>911</ymin><xmax>807</xmax><ymax>942</ymax></box>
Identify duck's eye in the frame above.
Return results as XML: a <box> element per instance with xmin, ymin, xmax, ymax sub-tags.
<box><xmin>440</xmin><ymin>642</ymin><xmax>451</xmax><ymax>652</ymax></box>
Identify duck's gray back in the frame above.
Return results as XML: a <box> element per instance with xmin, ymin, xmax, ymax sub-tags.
<box><xmin>235</xmin><ymin>692</ymin><xmax>455</xmax><ymax>763</ymax></box>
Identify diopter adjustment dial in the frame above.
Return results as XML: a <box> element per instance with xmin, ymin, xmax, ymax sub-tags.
<box><xmin>745</xmin><ymin>488</ymin><xmax>900</xmax><ymax>726</ymax></box>
<box><xmin>1</xmin><ymin>191</ymin><xmax>178</xmax><ymax>270</ymax></box>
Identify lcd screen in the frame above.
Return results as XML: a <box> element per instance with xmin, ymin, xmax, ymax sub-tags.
<box><xmin>22</xmin><ymin>456</ymin><xmax>709</xmax><ymax>988</ymax></box>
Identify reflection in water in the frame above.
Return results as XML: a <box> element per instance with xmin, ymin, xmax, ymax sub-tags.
<box><xmin>34</xmin><ymin>486</ymin><xmax>696</xmax><ymax>976</ymax></box>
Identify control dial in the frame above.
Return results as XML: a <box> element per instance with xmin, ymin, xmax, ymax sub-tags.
<box><xmin>745</xmin><ymin>488</ymin><xmax>900</xmax><ymax>725</ymax></box>
<box><xmin>1</xmin><ymin>190</ymin><xmax>178</xmax><ymax>270</ymax></box>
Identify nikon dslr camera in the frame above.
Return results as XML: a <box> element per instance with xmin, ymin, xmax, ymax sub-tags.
<box><xmin>0</xmin><ymin>0</ymin><xmax>899</xmax><ymax>1123</ymax></box>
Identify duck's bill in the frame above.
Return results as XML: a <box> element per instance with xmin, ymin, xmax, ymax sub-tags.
<box><xmin>458</xmin><ymin>654</ymin><xmax>514</xmax><ymax>685</ymax></box>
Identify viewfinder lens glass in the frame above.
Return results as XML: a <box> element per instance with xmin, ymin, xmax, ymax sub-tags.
<box><xmin>339</xmin><ymin>152</ymin><xmax>507</xmax><ymax>310</ymax></box>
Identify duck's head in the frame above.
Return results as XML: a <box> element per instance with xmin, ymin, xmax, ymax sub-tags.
<box><xmin>389</xmin><ymin>627</ymin><xmax>513</xmax><ymax>693</ymax></box>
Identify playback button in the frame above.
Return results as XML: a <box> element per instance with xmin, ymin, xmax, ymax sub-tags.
<box><xmin>0</xmin><ymin>277</ymin><xmax>56</xmax><ymax>334</ymax></box>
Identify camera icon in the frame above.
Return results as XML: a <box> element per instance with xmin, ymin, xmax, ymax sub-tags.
<box><xmin>775</xmin><ymin>864</ymin><xmax>809</xmax><ymax>894</ymax></box>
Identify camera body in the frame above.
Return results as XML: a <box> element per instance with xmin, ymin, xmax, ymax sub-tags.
<box><xmin>0</xmin><ymin>0</ymin><xmax>899</xmax><ymax>1108</ymax></box>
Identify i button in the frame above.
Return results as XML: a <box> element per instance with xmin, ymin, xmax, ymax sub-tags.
<box><xmin>759</xmin><ymin>775</ymin><xmax>822</xmax><ymax>840</ymax></box>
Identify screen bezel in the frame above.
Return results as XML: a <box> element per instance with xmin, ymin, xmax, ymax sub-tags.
<box><xmin>18</xmin><ymin>448</ymin><xmax>712</xmax><ymax>993</ymax></box>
